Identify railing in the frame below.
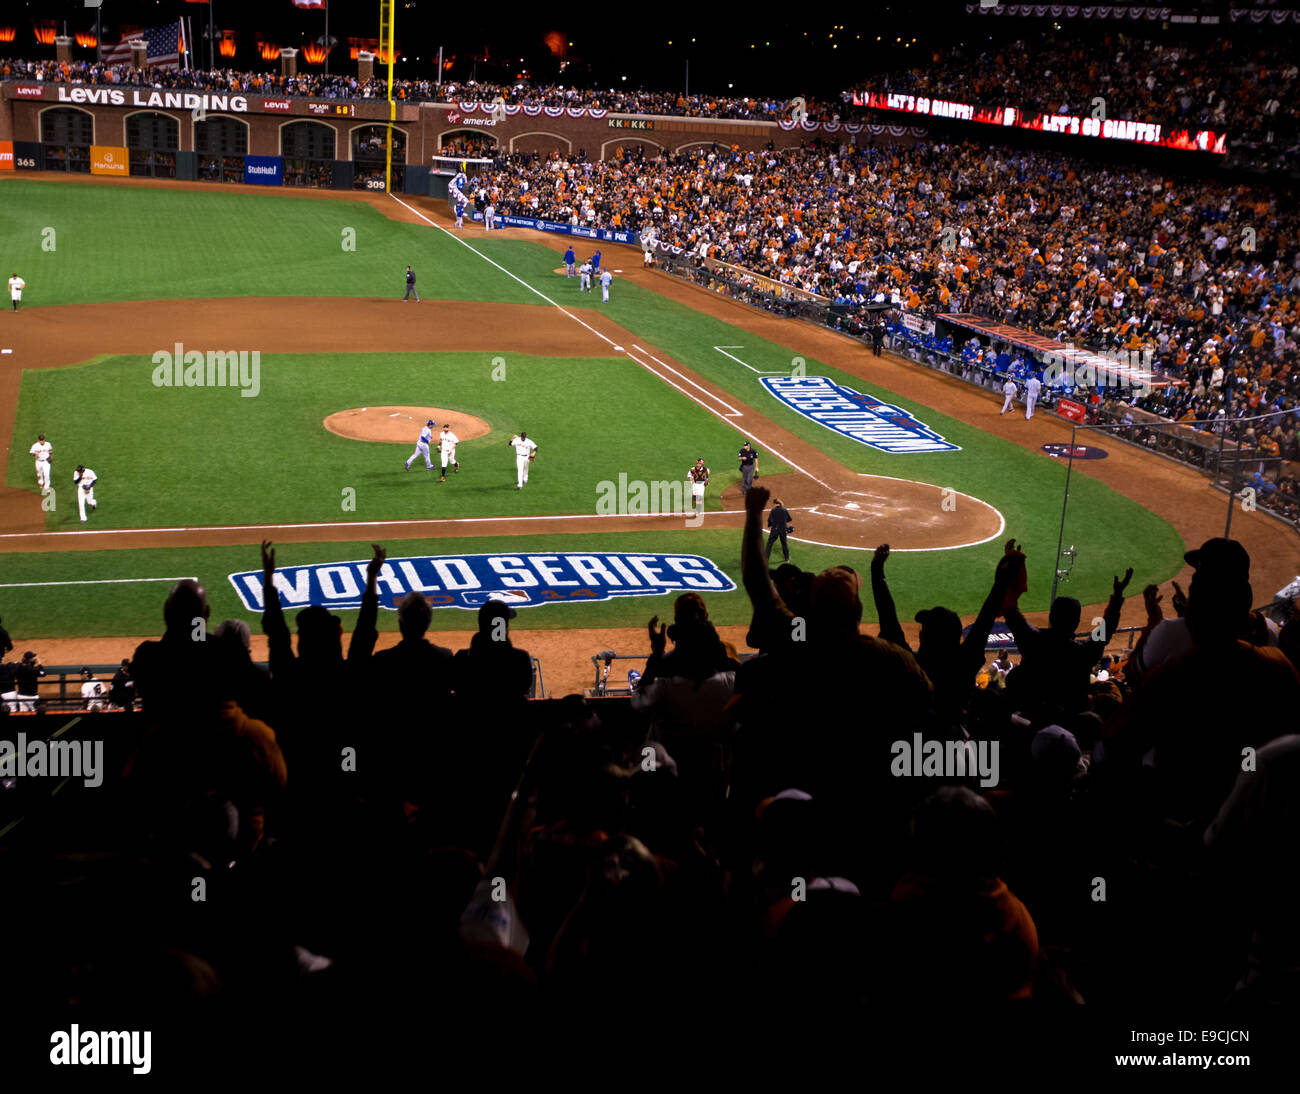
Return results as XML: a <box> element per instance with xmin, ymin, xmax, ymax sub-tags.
<box><xmin>5</xmin><ymin>657</ymin><xmax>544</xmax><ymax>712</ymax></box>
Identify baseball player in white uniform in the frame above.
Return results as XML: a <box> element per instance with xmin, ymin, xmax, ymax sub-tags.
<box><xmin>74</xmin><ymin>465</ymin><xmax>97</xmax><ymax>522</ymax></box>
<box><xmin>1024</xmin><ymin>373</ymin><xmax>1042</xmax><ymax>419</ymax></box>
<box><xmin>29</xmin><ymin>433</ymin><xmax>51</xmax><ymax>491</ymax></box>
<box><xmin>406</xmin><ymin>420</ymin><xmax>435</xmax><ymax>470</ymax></box>
<box><xmin>438</xmin><ymin>423</ymin><xmax>460</xmax><ymax>482</ymax></box>
<box><xmin>8</xmin><ymin>272</ymin><xmax>25</xmax><ymax>311</ymax></box>
<box><xmin>484</xmin><ymin>201</ymin><xmax>496</xmax><ymax>231</ymax></box>
<box><xmin>600</xmin><ymin>268</ymin><xmax>613</xmax><ymax>303</ymax></box>
<box><xmin>509</xmin><ymin>431</ymin><xmax>537</xmax><ymax>489</ymax></box>
<box><xmin>688</xmin><ymin>458</ymin><xmax>710</xmax><ymax>515</ymax></box>
<box><xmin>1000</xmin><ymin>377</ymin><xmax>1019</xmax><ymax>415</ymax></box>
<box><xmin>579</xmin><ymin>261</ymin><xmax>593</xmax><ymax>293</ymax></box>
<box><xmin>80</xmin><ymin>668</ymin><xmax>107</xmax><ymax>711</ymax></box>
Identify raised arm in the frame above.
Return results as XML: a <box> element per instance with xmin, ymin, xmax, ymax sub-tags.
<box><xmin>347</xmin><ymin>543</ymin><xmax>385</xmax><ymax>663</ymax></box>
<box><xmin>961</xmin><ymin>539</ymin><xmax>1019</xmax><ymax>670</ymax></box>
<box><xmin>741</xmin><ymin>485</ymin><xmax>779</xmax><ymax>610</ymax></box>
<box><xmin>260</xmin><ymin>539</ymin><xmax>293</xmax><ymax>675</ymax></box>
<box><xmin>870</xmin><ymin>544</ymin><xmax>908</xmax><ymax>649</ymax></box>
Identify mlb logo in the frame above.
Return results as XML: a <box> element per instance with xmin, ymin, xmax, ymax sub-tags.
<box><xmin>459</xmin><ymin>589</ymin><xmax>532</xmax><ymax>608</ymax></box>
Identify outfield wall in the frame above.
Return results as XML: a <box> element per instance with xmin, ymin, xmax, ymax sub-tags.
<box><xmin>0</xmin><ymin>84</ymin><xmax>923</xmax><ymax>192</ymax></box>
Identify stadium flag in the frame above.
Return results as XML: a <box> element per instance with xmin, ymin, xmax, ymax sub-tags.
<box><xmin>101</xmin><ymin>21</ymin><xmax>183</xmax><ymax>69</ymax></box>
<box><xmin>293</xmin><ymin>1</ymin><xmax>326</xmax><ymax>8</ymax></box>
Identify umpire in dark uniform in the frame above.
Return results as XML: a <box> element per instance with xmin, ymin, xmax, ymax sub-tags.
<box><xmin>871</xmin><ymin>320</ymin><xmax>885</xmax><ymax>356</ymax></box>
<box><xmin>403</xmin><ymin>265</ymin><xmax>420</xmax><ymax>302</ymax></box>
<box><xmin>737</xmin><ymin>441</ymin><xmax>759</xmax><ymax>494</ymax></box>
<box><xmin>766</xmin><ymin>498</ymin><xmax>793</xmax><ymax>562</ymax></box>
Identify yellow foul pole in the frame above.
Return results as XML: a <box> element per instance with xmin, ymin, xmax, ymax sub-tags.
<box><xmin>381</xmin><ymin>0</ymin><xmax>395</xmax><ymax>192</ymax></box>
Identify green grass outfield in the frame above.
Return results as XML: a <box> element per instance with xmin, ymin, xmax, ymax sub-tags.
<box><xmin>1</xmin><ymin>179</ymin><xmax>1189</xmax><ymax>625</ymax></box>
<box><xmin>0</xmin><ymin>527</ymin><xmax>1166</xmax><ymax>640</ymax></box>
<box><xmin>9</xmin><ymin>351</ymin><xmax>788</xmax><ymax>526</ymax></box>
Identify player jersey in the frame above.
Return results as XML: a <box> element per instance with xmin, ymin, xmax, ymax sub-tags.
<box><xmin>82</xmin><ymin>680</ymin><xmax>106</xmax><ymax>709</ymax></box>
<box><xmin>76</xmin><ymin>468</ymin><xmax>97</xmax><ymax>487</ymax></box>
<box><xmin>30</xmin><ymin>441</ymin><xmax>51</xmax><ymax>461</ymax></box>
<box><xmin>440</xmin><ymin>430</ymin><xmax>459</xmax><ymax>451</ymax></box>
<box><xmin>8</xmin><ymin>277</ymin><xmax>24</xmax><ymax>294</ymax></box>
<box><xmin>418</xmin><ymin>426</ymin><xmax>433</xmax><ymax>445</ymax></box>
<box><xmin>689</xmin><ymin>464</ymin><xmax>710</xmax><ymax>483</ymax></box>
<box><xmin>511</xmin><ymin>436</ymin><xmax>537</xmax><ymax>458</ymax></box>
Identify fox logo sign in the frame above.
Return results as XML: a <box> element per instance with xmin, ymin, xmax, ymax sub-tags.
<box><xmin>761</xmin><ymin>376</ymin><xmax>959</xmax><ymax>454</ymax></box>
<box><xmin>229</xmin><ymin>552</ymin><xmax>736</xmax><ymax>612</ymax></box>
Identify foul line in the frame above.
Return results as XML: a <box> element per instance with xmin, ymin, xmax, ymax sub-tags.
<box><xmin>389</xmin><ymin>195</ymin><xmax>834</xmax><ymax>492</ymax></box>
<box><xmin>631</xmin><ymin>345</ymin><xmax>741</xmax><ymax>416</ymax></box>
<box><xmin>712</xmin><ymin>346</ymin><xmax>789</xmax><ymax>375</ymax></box>
<box><xmin>0</xmin><ymin>576</ymin><xmax>198</xmax><ymax>588</ymax></box>
<box><xmin>0</xmin><ymin>513</ymin><xmax>746</xmax><ymax>542</ymax></box>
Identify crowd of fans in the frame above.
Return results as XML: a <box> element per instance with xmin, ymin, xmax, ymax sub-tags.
<box><xmin>482</xmin><ymin>137</ymin><xmax>1298</xmax><ymax>412</ymax></box>
<box><xmin>0</xmin><ymin>56</ymin><xmax>840</xmax><ymax>121</ymax></box>
<box><xmin>857</xmin><ymin>33</ymin><xmax>1300</xmax><ymax>172</ymax></box>
<box><xmin>5</xmin><ymin>500</ymin><xmax>1299</xmax><ymax>1041</ymax></box>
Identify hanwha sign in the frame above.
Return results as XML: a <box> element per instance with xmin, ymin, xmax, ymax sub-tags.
<box><xmin>90</xmin><ymin>145</ymin><xmax>128</xmax><ymax>176</ymax></box>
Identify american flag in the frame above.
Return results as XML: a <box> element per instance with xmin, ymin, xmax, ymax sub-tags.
<box><xmin>293</xmin><ymin>1</ymin><xmax>327</xmax><ymax>8</ymax></box>
<box><xmin>101</xmin><ymin>21</ymin><xmax>183</xmax><ymax>69</ymax></box>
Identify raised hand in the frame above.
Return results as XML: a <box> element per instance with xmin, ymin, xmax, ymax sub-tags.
<box><xmin>1142</xmin><ymin>582</ymin><xmax>1163</xmax><ymax>622</ymax></box>
<box><xmin>745</xmin><ymin>484</ymin><xmax>771</xmax><ymax>515</ymax></box>
<box><xmin>872</xmin><ymin>543</ymin><xmax>891</xmax><ymax>573</ymax></box>
<box><xmin>647</xmin><ymin>615</ymin><xmax>668</xmax><ymax>655</ymax></box>
<box><xmin>261</xmin><ymin>539</ymin><xmax>276</xmax><ymax>582</ymax></box>
<box><xmin>367</xmin><ymin>543</ymin><xmax>387</xmax><ymax>580</ymax></box>
<box><xmin>1171</xmin><ymin>580</ymin><xmax>1188</xmax><ymax>618</ymax></box>
<box><xmin>1113</xmin><ymin>567</ymin><xmax>1134</xmax><ymax>596</ymax></box>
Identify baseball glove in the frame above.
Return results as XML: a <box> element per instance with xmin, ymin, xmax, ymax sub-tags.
<box><xmin>529</xmin><ymin>454</ymin><xmax>536</xmax><ymax>462</ymax></box>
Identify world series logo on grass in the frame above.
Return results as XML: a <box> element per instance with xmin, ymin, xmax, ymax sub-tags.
<box><xmin>230</xmin><ymin>552</ymin><xmax>737</xmax><ymax>612</ymax></box>
<box><xmin>761</xmin><ymin>375</ymin><xmax>959</xmax><ymax>454</ymax></box>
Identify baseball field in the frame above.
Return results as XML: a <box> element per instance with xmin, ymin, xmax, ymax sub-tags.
<box><xmin>1</xmin><ymin>174</ymin><xmax>1294</xmax><ymax>693</ymax></box>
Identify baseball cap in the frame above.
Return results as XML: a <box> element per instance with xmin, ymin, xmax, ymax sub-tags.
<box><xmin>478</xmin><ymin>598</ymin><xmax>517</xmax><ymax>623</ymax></box>
<box><xmin>295</xmin><ymin>605</ymin><xmax>341</xmax><ymax>632</ymax></box>
<box><xmin>22</xmin><ymin>650</ymin><xmax>36</xmax><ymax>661</ymax></box>
<box><xmin>914</xmin><ymin>605</ymin><xmax>962</xmax><ymax>640</ymax></box>
<box><xmin>427</xmin><ymin>419</ymin><xmax>435</xmax><ymax>426</ymax></box>
<box><xmin>1184</xmin><ymin>537</ymin><xmax>1250</xmax><ymax>580</ymax></box>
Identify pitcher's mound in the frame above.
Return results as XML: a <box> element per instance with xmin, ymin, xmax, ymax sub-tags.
<box><xmin>324</xmin><ymin>406</ymin><xmax>491</xmax><ymax>443</ymax></box>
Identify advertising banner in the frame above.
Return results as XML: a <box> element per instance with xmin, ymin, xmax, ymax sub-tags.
<box><xmin>243</xmin><ymin>155</ymin><xmax>283</xmax><ymax>186</ymax></box>
<box><xmin>89</xmin><ymin>145</ymin><xmax>128</xmax><ymax>176</ymax></box>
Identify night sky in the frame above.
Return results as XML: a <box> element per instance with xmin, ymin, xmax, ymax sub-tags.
<box><xmin>11</xmin><ymin>2</ymin><xmax>989</xmax><ymax>94</ymax></box>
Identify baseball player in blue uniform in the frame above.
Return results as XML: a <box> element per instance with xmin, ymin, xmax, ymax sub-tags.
<box><xmin>591</xmin><ymin>249</ymin><xmax>602</xmax><ymax>274</ymax></box>
<box><xmin>406</xmin><ymin>420</ymin><xmax>435</xmax><ymax>470</ymax></box>
<box><xmin>564</xmin><ymin>246</ymin><xmax>576</xmax><ymax>278</ymax></box>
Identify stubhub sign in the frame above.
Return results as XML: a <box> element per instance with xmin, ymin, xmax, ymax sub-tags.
<box><xmin>229</xmin><ymin>552</ymin><xmax>736</xmax><ymax>612</ymax></box>
<box><xmin>243</xmin><ymin>155</ymin><xmax>283</xmax><ymax>186</ymax></box>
